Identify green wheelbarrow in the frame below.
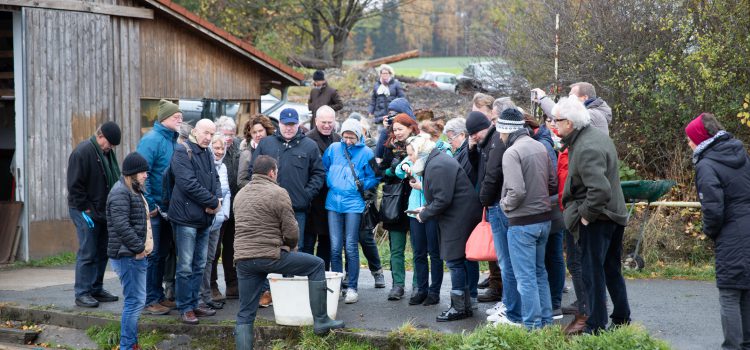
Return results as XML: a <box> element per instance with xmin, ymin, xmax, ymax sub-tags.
<box><xmin>620</xmin><ymin>180</ymin><xmax>676</xmax><ymax>270</ymax></box>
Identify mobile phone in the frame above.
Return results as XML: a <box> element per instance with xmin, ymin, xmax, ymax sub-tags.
<box><xmin>405</xmin><ymin>209</ymin><xmax>421</xmax><ymax>215</ymax></box>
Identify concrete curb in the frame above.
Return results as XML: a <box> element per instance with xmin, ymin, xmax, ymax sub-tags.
<box><xmin>0</xmin><ymin>304</ymin><xmax>400</xmax><ymax>348</ymax></box>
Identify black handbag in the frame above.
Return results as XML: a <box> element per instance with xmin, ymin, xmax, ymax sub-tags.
<box><xmin>342</xmin><ymin>148</ymin><xmax>380</xmax><ymax>231</ymax></box>
<box><xmin>380</xmin><ymin>181</ymin><xmax>404</xmax><ymax>224</ymax></box>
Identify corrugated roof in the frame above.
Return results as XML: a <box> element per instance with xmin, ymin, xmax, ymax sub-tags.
<box><xmin>143</xmin><ymin>0</ymin><xmax>305</xmax><ymax>86</ymax></box>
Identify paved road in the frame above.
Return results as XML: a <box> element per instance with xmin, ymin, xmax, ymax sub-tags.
<box><xmin>0</xmin><ymin>265</ymin><xmax>721</xmax><ymax>350</ymax></box>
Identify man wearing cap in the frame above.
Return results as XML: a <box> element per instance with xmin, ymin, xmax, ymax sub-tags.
<box><xmin>497</xmin><ymin>108</ymin><xmax>557</xmax><ymax>329</ymax></box>
<box><xmin>308</xmin><ymin>70</ymin><xmax>343</xmax><ymax>128</ymax></box>
<box><xmin>465</xmin><ymin>111</ymin><xmax>503</xmax><ymax>304</ymax></box>
<box><xmin>67</xmin><ymin>121</ymin><xmax>122</xmax><ymax>308</ymax></box>
<box><xmin>169</xmin><ymin>118</ymin><xmax>223</xmax><ymax>325</ymax></box>
<box><xmin>136</xmin><ymin>99</ymin><xmax>182</xmax><ymax>315</ymax></box>
<box><xmin>553</xmin><ymin>97</ymin><xmax>629</xmax><ymax>334</ymax></box>
<box><xmin>245</xmin><ymin>108</ymin><xmax>325</xmax><ymax>251</ymax></box>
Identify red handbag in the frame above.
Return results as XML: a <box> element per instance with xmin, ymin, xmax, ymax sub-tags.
<box><xmin>465</xmin><ymin>208</ymin><xmax>497</xmax><ymax>262</ymax></box>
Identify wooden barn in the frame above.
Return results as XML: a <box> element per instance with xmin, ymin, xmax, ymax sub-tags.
<box><xmin>0</xmin><ymin>0</ymin><xmax>304</xmax><ymax>261</ymax></box>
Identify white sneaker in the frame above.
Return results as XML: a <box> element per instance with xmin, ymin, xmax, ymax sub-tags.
<box><xmin>486</xmin><ymin>301</ymin><xmax>506</xmax><ymax>316</ymax></box>
<box><xmin>491</xmin><ymin>314</ymin><xmax>522</xmax><ymax>327</ymax></box>
<box><xmin>486</xmin><ymin>309</ymin><xmax>507</xmax><ymax>322</ymax></box>
<box><xmin>344</xmin><ymin>289</ymin><xmax>358</xmax><ymax>304</ymax></box>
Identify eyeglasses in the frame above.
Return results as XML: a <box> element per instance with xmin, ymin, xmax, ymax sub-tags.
<box><xmin>553</xmin><ymin>118</ymin><xmax>568</xmax><ymax>123</ymax></box>
<box><xmin>446</xmin><ymin>134</ymin><xmax>463</xmax><ymax>142</ymax></box>
<box><xmin>342</xmin><ymin>136</ymin><xmax>358</xmax><ymax>141</ymax></box>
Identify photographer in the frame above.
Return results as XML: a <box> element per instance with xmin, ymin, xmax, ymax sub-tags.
<box><xmin>378</xmin><ymin>113</ymin><xmax>419</xmax><ymax>301</ymax></box>
<box><xmin>375</xmin><ymin>98</ymin><xmax>415</xmax><ymax>160</ymax></box>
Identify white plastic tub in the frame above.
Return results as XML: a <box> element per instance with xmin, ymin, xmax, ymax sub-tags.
<box><xmin>266</xmin><ymin>271</ymin><xmax>344</xmax><ymax>326</ymax></box>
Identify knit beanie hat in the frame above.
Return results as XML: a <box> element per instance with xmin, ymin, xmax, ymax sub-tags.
<box><xmin>122</xmin><ymin>152</ymin><xmax>149</xmax><ymax>176</ymax></box>
<box><xmin>496</xmin><ymin>108</ymin><xmax>525</xmax><ymax>133</ymax></box>
<box><xmin>157</xmin><ymin>99</ymin><xmax>181</xmax><ymax>122</ymax></box>
<box><xmin>313</xmin><ymin>70</ymin><xmax>325</xmax><ymax>81</ymax></box>
<box><xmin>465</xmin><ymin>111</ymin><xmax>491</xmax><ymax>135</ymax></box>
<box><xmin>348</xmin><ymin>112</ymin><xmax>364</xmax><ymax>121</ymax></box>
<box><xmin>340</xmin><ymin>118</ymin><xmax>363</xmax><ymax>140</ymax></box>
<box><xmin>685</xmin><ymin>113</ymin><xmax>711</xmax><ymax>145</ymax></box>
<box><xmin>100</xmin><ymin>121</ymin><xmax>121</xmax><ymax>146</ymax></box>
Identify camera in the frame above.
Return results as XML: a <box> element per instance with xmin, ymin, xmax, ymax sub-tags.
<box><xmin>386</xmin><ymin>110</ymin><xmax>397</xmax><ymax>127</ymax></box>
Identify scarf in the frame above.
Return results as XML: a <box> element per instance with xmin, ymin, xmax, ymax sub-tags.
<box><xmin>376</xmin><ymin>81</ymin><xmax>391</xmax><ymax>96</ymax></box>
<box><xmin>89</xmin><ymin>135</ymin><xmax>120</xmax><ymax>189</ymax></box>
<box><xmin>692</xmin><ymin>130</ymin><xmax>727</xmax><ymax>164</ymax></box>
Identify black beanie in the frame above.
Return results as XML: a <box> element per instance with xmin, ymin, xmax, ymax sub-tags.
<box><xmin>100</xmin><ymin>121</ymin><xmax>121</xmax><ymax>146</ymax></box>
<box><xmin>122</xmin><ymin>152</ymin><xmax>149</xmax><ymax>176</ymax></box>
<box><xmin>313</xmin><ymin>70</ymin><xmax>325</xmax><ymax>81</ymax></box>
<box><xmin>465</xmin><ymin>111</ymin><xmax>491</xmax><ymax>135</ymax></box>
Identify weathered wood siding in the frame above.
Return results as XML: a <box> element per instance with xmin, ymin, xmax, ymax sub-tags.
<box><xmin>140</xmin><ymin>13</ymin><xmax>261</xmax><ymax>100</ymax></box>
<box><xmin>24</xmin><ymin>8</ymin><xmax>140</xmax><ymax>221</ymax></box>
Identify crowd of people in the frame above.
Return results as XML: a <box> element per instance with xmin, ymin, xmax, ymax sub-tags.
<box><xmin>66</xmin><ymin>63</ymin><xmax>748</xmax><ymax>350</ymax></box>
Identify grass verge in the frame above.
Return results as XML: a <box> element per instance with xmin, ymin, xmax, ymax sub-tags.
<box><xmin>86</xmin><ymin>323</ymin><xmax>167</xmax><ymax>350</ymax></box>
<box><xmin>623</xmin><ymin>261</ymin><xmax>715</xmax><ymax>281</ymax></box>
<box><xmin>8</xmin><ymin>252</ymin><xmax>76</xmax><ymax>269</ymax></box>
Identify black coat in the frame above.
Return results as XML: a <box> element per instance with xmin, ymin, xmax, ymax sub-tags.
<box><xmin>368</xmin><ymin>79</ymin><xmax>406</xmax><ymax>118</ymax></box>
<box><xmin>453</xmin><ymin>140</ymin><xmax>477</xmax><ymax>187</ymax></box>
<box><xmin>479</xmin><ymin>135</ymin><xmax>507</xmax><ymax>207</ymax></box>
<box><xmin>67</xmin><ymin>140</ymin><xmax>115</xmax><ymax>222</ymax></box>
<box><xmin>168</xmin><ymin>141</ymin><xmax>221</xmax><ymax>228</ymax></box>
<box><xmin>694</xmin><ymin>133</ymin><xmax>750</xmax><ymax>289</ymax></box>
<box><xmin>468</xmin><ymin>128</ymin><xmax>500</xmax><ymax>192</ymax></box>
<box><xmin>378</xmin><ymin>144</ymin><xmax>411</xmax><ymax>232</ymax></box>
<box><xmin>106</xmin><ymin>179</ymin><xmax>148</xmax><ymax>258</ymax></box>
<box><xmin>306</xmin><ymin>129</ymin><xmax>341</xmax><ymax>235</ymax></box>
<box><xmin>420</xmin><ymin>149</ymin><xmax>482</xmax><ymax>261</ymax></box>
<box><xmin>248</xmin><ymin>130</ymin><xmax>325</xmax><ymax>212</ymax></box>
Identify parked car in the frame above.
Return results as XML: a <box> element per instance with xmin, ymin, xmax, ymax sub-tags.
<box><xmin>419</xmin><ymin>71</ymin><xmax>458</xmax><ymax>92</ymax></box>
<box><xmin>261</xmin><ymin>94</ymin><xmax>312</xmax><ymax>129</ymax></box>
<box><xmin>457</xmin><ymin>61</ymin><xmax>528</xmax><ymax>97</ymax></box>
<box><xmin>179</xmin><ymin>100</ymin><xmax>240</xmax><ymax>126</ymax></box>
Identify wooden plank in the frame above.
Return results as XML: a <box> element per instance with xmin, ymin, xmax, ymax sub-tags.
<box><xmin>0</xmin><ymin>50</ymin><xmax>11</xmax><ymax>58</ymax></box>
<box><xmin>0</xmin><ymin>89</ymin><xmax>13</xmax><ymax>96</ymax></box>
<box><xmin>0</xmin><ymin>0</ymin><xmax>154</xmax><ymax>19</ymax></box>
<box><xmin>0</xmin><ymin>72</ymin><xmax>14</xmax><ymax>78</ymax></box>
<box><xmin>0</xmin><ymin>202</ymin><xmax>23</xmax><ymax>264</ymax></box>
<box><xmin>0</xmin><ymin>327</ymin><xmax>40</xmax><ymax>344</ymax></box>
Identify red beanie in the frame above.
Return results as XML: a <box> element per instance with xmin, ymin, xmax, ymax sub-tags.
<box><xmin>685</xmin><ymin>113</ymin><xmax>711</xmax><ymax>145</ymax></box>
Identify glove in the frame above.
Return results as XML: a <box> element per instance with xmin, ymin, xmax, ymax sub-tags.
<box><xmin>389</xmin><ymin>157</ymin><xmax>402</xmax><ymax>173</ymax></box>
<box><xmin>81</xmin><ymin>212</ymin><xmax>95</xmax><ymax>229</ymax></box>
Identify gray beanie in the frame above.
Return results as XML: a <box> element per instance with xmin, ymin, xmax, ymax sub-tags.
<box><xmin>340</xmin><ymin>118</ymin><xmax>362</xmax><ymax>141</ymax></box>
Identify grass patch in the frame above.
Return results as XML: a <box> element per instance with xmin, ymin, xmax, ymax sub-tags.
<box><xmin>9</xmin><ymin>252</ymin><xmax>76</xmax><ymax>269</ymax></box>
<box><xmin>623</xmin><ymin>261</ymin><xmax>715</xmax><ymax>281</ymax></box>
<box><xmin>273</xmin><ymin>327</ymin><xmax>379</xmax><ymax>350</ymax></box>
<box><xmin>86</xmin><ymin>323</ymin><xmax>167</xmax><ymax>350</ymax></box>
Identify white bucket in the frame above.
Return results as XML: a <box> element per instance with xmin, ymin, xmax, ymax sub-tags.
<box><xmin>266</xmin><ymin>271</ymin><xmax>344</xmax><ymax>326</ymax></box>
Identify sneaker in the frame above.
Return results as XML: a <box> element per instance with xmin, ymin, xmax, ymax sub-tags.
<box><xmin>344</xmin><ymin>289</ymin><xmax>359</xmax><ymax>304</ymax></box>
<box><xmin>143</xmin><ymin>303</ymin><xmax>171</xmax><ymax>315</ymax></box>
<box><xmin>492</xmin><ymin>314</ymin><xmax>522</xmax><ymax>327</ymax></box>
<box><xmin>486</xmin><ymin>309</ymin><xmax>507</xmax><ymax>322</ymax></box>
<box><xmin>486</xmin><ymin>301</ymin><xmax>506</xmax><ymax>316</ymax></box>
<box><xmin>159</xmin><ymin>299</ymin><xmax>176</xmax><ymax>309</ymax></box>
<box><xmin>372</xmin><ymin>270</ymin><xmax>386</xmax><ymax>289</ymax></box>
<box><xmin>552</xmin><ymin>308</ymin><xmax>563</xmax><ymax>320</ymax></box>
<box><xmin>211</xmin><ymin>287</ymin><xmax>225</xmax><ymax>302</ymax></box>
<box><xmin>387</xmin><ymin>285</ymin><xmax>404</xmax><ymax>300</ymax></box>
<box><xmin>422</xmin><ymin>294</ymin><xmax>440</xmax><ymax>306</ymax></box>
<box><xmin>259</xmin><ymin>291</ymin><xmax>273</xmax><ymax>308</ymax></box>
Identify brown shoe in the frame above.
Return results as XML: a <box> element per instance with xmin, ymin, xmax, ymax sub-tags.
<box><xmin>211</xmin><ymin>287</ymin><xmax>225</xmax><ymax>302</ymax></box>
<box><xmin>259</xmin><ymin>291</ymin><xmax>273</xmax><ymax>308</ymax></box>
<box><xmin>225</xmin><ymin>284</ymin><xmax>239</xmax><ymax>299</ymax></box>
<box><xmin>143</xmin><ymin>303</ymin><xmax>171</xmax><ymax>315</ymax></box>
<box><xmin>159</xmin><ymin>299</ymin><xmax>176</xmax><ymax>309</ymax></box>
<box><xmin>477</xmin><ymin>279</ymin><xmax>503</xmax><ymax>302</ymax></box>
<box><xmin>180</xmin><ymin>311</ymin><xmax>199</xmax><ymax>325</ymax></box>
<box><xmin>194</xmin><ymin>306</ymin><xmax>217</xmax><ymax>317</ymax></box>
<box><xmin>564</xmin><ymin>314</ymin><xmax>589</xmax><ymax>336</ymax></box>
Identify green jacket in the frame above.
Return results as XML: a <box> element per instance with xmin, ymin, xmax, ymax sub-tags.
<box><xmin>561</xmin><ymin>125</ymin><xmax>627</xmax><ymax>240</ymax></box>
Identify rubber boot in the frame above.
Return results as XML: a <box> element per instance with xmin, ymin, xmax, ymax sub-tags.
<box><xmin>436</xmin><ymin>291</ymin><xmax>470</xmax><ymax>322</ymax></box>
<box><xmin>235</xmin><ymin>324</ymin><xmax>254</xmax><ymax>350</ymax></box>
<box><xmin>309</xmin><ymin>280</ymin><xmax>345</xmax><ymax>335</ymax></box>
<box><xmin>464</xmin><ymin>290</ymin><xmax>474</xmax><ymax>317</ymax></box>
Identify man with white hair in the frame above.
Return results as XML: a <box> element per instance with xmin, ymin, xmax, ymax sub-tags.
<box><xmin>211</xmin><ymin>116</ymin><xmax>242</xmax><ymax>301</ymax></box>
<box><xmin>169</xmin><ymin>118</ymin><xmax>223</xmax><ymax>324</ymax></box>
<box><xmin>553</xmin><ymin>97</ymin><xmax>629</xmax><ymax>334</ymax></box>
<box><xmin>532</xmin><ymin>82</ymin><xmax>611</xmax><ymax>136</ymax></box>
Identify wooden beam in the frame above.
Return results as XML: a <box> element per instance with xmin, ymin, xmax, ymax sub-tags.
<box><xmin>0</xmin><ymin>72</ymin><xmax>13</xmax><ymax>79</ymax></box>
<box><xmin>362</xmin><ymin>50</ymin><xmax>420</xmax><ymax>68</ymax></box>
<box><xmin>0</xmin><ymin>0</ymin><xmax>154</xmax><ymax>19</ymax></box>
<box><xmin>0</xmin><ymin>51</ymin><xmax>11</xmax><ymax>58</ymax></box>
<box><xmin>0</xmin><ymin>89</ymin><xmax>14</xmax><ymax>96</ymax></box>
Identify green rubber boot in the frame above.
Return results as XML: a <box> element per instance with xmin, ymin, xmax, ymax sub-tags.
<box><xmin>309</xmin><ymin>280</ymin><xmax>345</xmax><ymax>335</ymax></box>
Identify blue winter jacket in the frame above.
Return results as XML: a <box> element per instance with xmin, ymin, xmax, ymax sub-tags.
<box><xmin>531</xmin><ymin>125</ymin><xmax>558</xmax><ymax>170</ymax></box>
<box><xmin>323</xmin><ymin>138</ymin><xmax>379</xmax><ymax>213</ymax></box>
<box><xmin>136</xmin><ymin>122</ymin><xmax>178</xmax><ymax>211</ymax></box>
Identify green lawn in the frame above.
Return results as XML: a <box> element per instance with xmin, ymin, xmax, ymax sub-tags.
<box><xmin>346</xmin><ymin>56</ymin><xmax>492</xmax><ymax>78</ymax></box>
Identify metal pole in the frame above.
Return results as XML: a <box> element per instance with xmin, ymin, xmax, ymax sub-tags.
<box><xmin>555</xmin><ymin>13</ymin><xmax>559</xmax><ymax>91</ymax></box>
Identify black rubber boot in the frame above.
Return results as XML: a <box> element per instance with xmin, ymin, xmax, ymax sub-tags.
<box><xmin>309</xmin><ymin>280</ymin><xmax>345</xmax><ymax>335</ymax></box>
<box><xmin>235</xmin><ymin>324</ymin><xmax>253</xmax><ymax>350</ymax></box>
<box><xmin>436</xmin><ymin>291</ymin><xmax>470</xmax><ymax>322</ymax></box>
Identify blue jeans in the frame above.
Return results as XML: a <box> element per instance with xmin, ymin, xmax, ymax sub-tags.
<box><xmin>488</xmin><ymin>205</ymin><xmax>521</xmax><ymax>323</ymax></box>
<box><xmin>409</xmin><ymin>218</ymin><xmax>443</xmax><ymax>296</ymax></box>
<box><xmin>172</xmin><ymin>224</ymin><xmax>210</xmax><ymax>314</ymax></box>
<box><xmin>69</xmin><ymin>208</ymin><xmax>109</xmax><ymax>298</ymax></box>
<box><xmin>146</xmin><ymin>216</ymin><xmax>173</xmax><ymax>306</ymax></box>
<box><xmin>465</xmin><ymin>261</ymin><xmax>479</xmax><ymax>298</ymax></box>
<box><xmin>580</xmin><ymin>221</ymin><xmax>631</xmax><ymax>332</ymax></box>
<box><xmin>295</xmin><ymin>211</ymin><xmax>308</xmax><ymax>251</ymax></box>
<box><xmin>446</xmin><ymin>258</ymin><xmax>468</xmax><ymax>292</ymax></box>
<box><xmin>111</xmin><ymin>257</ymin><xmax>147</xmax><ymax>350</ymax></box>
<box><xmin>328</xmin><ymin>211</ymin><xmax>361</xmax><ymax>290</ymax></box>
<box><xmin>508</xmin><ymin>221</ymin><xmax>553</xmax><ymax>329</ymax></box>
<box><xmin>546</xmin><ymin>229</ymin><xmax>566</xmax><ymax>310</ymax></box>
<box><xmin>236</xmin><ymin>250</ymin><xmax>325</xmax><ymax>326</ymax></box>
<box><xmin>200</xmin><ymin>228</ymin><xmax>222</xmax><ymax>304</ymax></box>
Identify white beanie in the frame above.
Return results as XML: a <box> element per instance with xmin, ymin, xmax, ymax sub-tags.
<box><xmin>340</xmin><ymin>118</ymin><xmax>362</xmax><ymax>140</ymax></box>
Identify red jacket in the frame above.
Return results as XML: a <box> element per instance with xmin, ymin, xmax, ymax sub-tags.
<box><xmin>557</xmin><ymin>148</ymin><xmax>569</xmax><ymax>210</ymax></box>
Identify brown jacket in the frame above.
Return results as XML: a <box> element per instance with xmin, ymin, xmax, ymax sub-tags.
<box><xmin>233</xmin><ymin>174</ymin><xmax>299</xmax><ymax>262</ymax></box>
<box><xmin>308</xmin><ymin>83</ymin><xmax>343</xmax><ymax>124</ymax></box>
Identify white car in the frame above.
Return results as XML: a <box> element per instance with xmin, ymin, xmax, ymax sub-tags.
<box><xmin>419</xmin><ymin>71</ymin><xmax>458</xmax><ymax>92</ymax></box>
<box><xmin>261</xmin><ymin>94</ymin><xmax>311</xmax><ymax>128</ymax></box>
